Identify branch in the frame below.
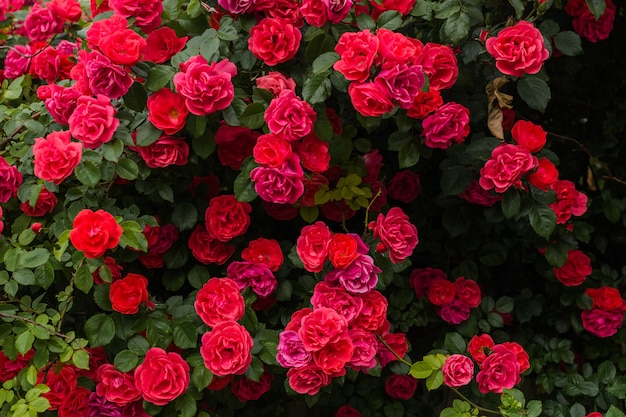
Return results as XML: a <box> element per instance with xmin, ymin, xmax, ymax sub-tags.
<box><xmin>0</xmin><ymin>311</ymin><xmax>72</xmax><ymax>340</ymax></box>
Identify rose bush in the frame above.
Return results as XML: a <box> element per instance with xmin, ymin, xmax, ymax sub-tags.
<box><xmin>0</xmin><ymin>1</ymin><xmax>626</xmax><ymax>417</ymax></box>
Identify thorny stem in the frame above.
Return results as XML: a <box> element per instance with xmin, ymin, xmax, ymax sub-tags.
<box><xmin>548</xmin><ymin>131</ymin><xmax>626</xmax><ymax>188</ymax></box>
<box><xmin>0</xmin><ymin>311</ymin><xmax>72</xmax><ymax>340</ymax></box>
<box><xmin>363</xmin><ymin>187</ymin><xmax>383</xmax><ymax>234</ymax></box>
<box><xmin>375</xmin><ymin>334</ymin><xmax>504</xmax><ymax>416</ymax></box>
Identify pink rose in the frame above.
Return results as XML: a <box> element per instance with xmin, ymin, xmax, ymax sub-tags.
<box><xmin>286</xmin><ymin>364</ymin><xmax>332</xmax><ymax>395</ymax></box>
<box><xmin>300</xmin><ymin>0</ymin><xmax>328</xmax><ymax>26</ymax></box>
<box><xmin>109</xmin><ymin>0</ymin><xmax>162</xmax><ymax>33</ymax></box>
<box><xmin>549</xmin><ymin>179</ymin><xmax>588</xmax><ymax>224</ymax></box>
<box><xmin>38</xmin><ymin>84</ymin><xmax>81</xmax><ymax>126</ymax></box>
<box><xmin>68</xmin><ymin>94</ymin><xmax>119</xmax><ymax>149</ymax></box>
<box><xmin>79</xmin><ymin>50</ymin><xmax>133</xmax><ymax>99</ymax></box>
<box><xmin>227</xmin><ymin>261</ymin><xmax>278</xmax><ymax>298</ymax></box>
<box><xmin>265</xmin><ymin>90</ymin><xmax>316</xmax><ymax>140</ymax></box>
<box><xmin>422</xmin><ymin>102</ymin><xmax>470</xmax><ymax>149</ymax></box>
<box><xmin>553</xmin><ymin>249</ymin><xmax>592</xmax><ymax>287</ymax></box>
<box><xmin>377</xmin><ymin>28</ymin><xmax>423</xmax><ymax>65</ymax></box>
<box><xmin>375</xmin><ymin>63</ymin><xmax>424</xmax><ymax>109</ymax></box>
<box><xmin>485</xmin><ymin>21</ymin><xmax>549</xmax><ymax>77</ymax></box>
<box><xmin>348</xmin><ymin>82</ymin><xmax>395</xmax><ymax>118</ymax></box>
<box><xmin>582</xmin><ymin>308</ymin><xmax>625</xmax><ymax>338</ymax></box>
<box><xmin>24</xmin><ymin>4</ymin><xmax>64</xmax><ymax>42</ymax></box>
<box><xmin>133</xmin><ymin>135</ymin><xmax>189</xmax><ymax>169</ymax></box>
<box><xmin>368</xmin><ymin>207</ymin><xmax>419</xmax><ymax>263</ymax></box>
<box><xmin>297</xmin><ymin>133</ymin><xmax>330</xmax><ymax>174</ymax></box>
<box><xmin>442</xmin><ymin>354</ymin><xmax>474</xmax><ymax>388</ymax></box>
<box><xmin>348</xmin><ymin>328</ymin><xmax>378</xmax><ymax>370</ymax></box>
<box><xmin>415</xmin><ymin>43</ymin><xmax>458</xmax><ymax>90</ymax></box>
<box><xmin>325</xmin><ymin>254</ymin><xmax>381</xmax><ymax>294</ymax></box>
<box><xmin>173</xmin><ymin>56</ymin><xmax>236</xmax><ymax>116</ymax></box>
<box><xmin>250</xmin><ymin>155</ymin><xmax>305</xmax><ymax>205</ymax></box>
<box><xmin>33</xmin><ymin>131</ymin><xmax>83</xmax><ymax>185</ymax></box>
<box><xmin>0</xmin><ymin>156</ymin><xmax>22</xmax><ymax>203</ymax></box>
<box><xmin>298</xmin><ymin>307</ymin><xmax>348</xmax><ymax>352</ymax></box>
<box><xmin>311</xmin><ymin>282</ymin><xmax>363</xmax><ymax>324</ymax></box>
<box><xmin>324</xmin><ymin>0</ymin><xmax>353</xmax><ymax>23</ymax></box>
<box><xmin>476</xmin><ymin>345</ymin><xmax>521</xmax><ymax>394</ymax></box>
<box><xmin>218</xmin><ymin>0</ymin><xmax>255</xmax><ymax>14</ymax></box>
<box><xmin>277</xmin><ymin>330</ymin><xmax>313</xmax><ymax>368</ymax></box>
<box><xmin>256</xmin><ymin>71</ymin><xmax>297</xmax><ymax>96</ymax></box>
<box><xmin>4</xmin><ymin>45</ymin><xmax>32</xmax><ymax>79</ymax></box>
<box><xmin>479</xmin><ymin>144</ymin><xmax>538</xmax><ymax>193</ymax></box>
<box><xmin>96</xmin><ymin>364</ymin><xmax>141</xmax><ymax>406</ymax></box>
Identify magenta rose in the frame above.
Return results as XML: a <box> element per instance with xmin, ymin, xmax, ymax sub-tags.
<box><xmin>80</xmin><ymin>50</ymin><xmax>134</xmax><ymax>99</ymax></box>
<box><xmin>442</xmin><ymin>354</ymin><xmax>474</xmax><ymax>388</ymax></box>
<box><xmin>265</xmin><ymin>90</ymin><xmax>316</xmax><ymax>141</ymax></box>
<box><xmin>422</xmin><ymin>102</ymin><xmax>470</xmax><ymax>149</ymax></box>
<box><xmin>566</xmin><ymin>0</ymin><xmax>616</xmax><ymax>42</ymax></box>
<box><xmin>438</xmin><ymin>299</ymin><xmax>471</xmax><ymax>324</ymax></box>
<box><xmin>24</xmin><ymin>4</ymin><xmax>64</xmax><ymax>42</ymax></box>
<box><xmin>368</xmin><ymin>207</ymin><xmax>419</xmax><ymax>263</ymax></box>
<box><xmin>277</xmin><ymin>330</ymin><xmax>313</xmax><ymax>368</ymax></box>
<box><xmin>250</xmin><ymin>155</ymin><xmax>305</xmax><ymax>205</ymax></box>
<box><xmin>226</xmin><ymin>261</ymin><xmax>278</xmax><ymax>298</ymax></box>
<box><xmin>348</xmin><ymin>328</ymin><xmax>378</xmax><ymax>370</ymax></box>
<box><xmin>325</xmin><ymin>254</ymin><xmax>381</xmax><ymax>294</ymax></box>
<box><xmin>218</xmin><ymin>0</ymin><xmax>254</xmax><ymax>14</ymax></box>
<box><xmin>581</xmin><ymin>308</ymin><xmax>625</xmax><ymax>338</ymax></box>
<box><xmin>68</xmin><ymin>94</ymin><xmax>119</xmax><ymax>149</ymax></box>
<box><xmin>38</xmin><ymin>84</ymin><xmax>81</xmax><ymax>126</ymax></box>
<box><xmin>485</xmin><ymin>21</ymin><xmax>549</xmax><ymax>77</ymax></box>
<box><xmin>479</xmin><ymin>144</ymin><xmax>538</xmax><ymax>193</ymax></box>
<box><xmin>387</xmin><ymin>170</ymin><xmax>421</xmax><ymax>203</ymax></box>
<box><xmin>476</xmin><ymin>345</ymin><xmax>521</xmax><ymax>394</ymax></box>
<box><xmin>4</xmin><ymin>45</ymin><xmax>32</xmax><ymax>79</ymax></box>
<box><xmin>375</xmin><ymin>63</ymin><xmax>424</xmax><ymax>109</ymax></box>
<box><xmin>173</xmin><ymin>56</ymin><xmax>236</xmax><ymax>116</ymax></box>
<box><xmin>0</xmin><ymin>156</ymin><xmax>22</xmax><ymax>203</ymax></box>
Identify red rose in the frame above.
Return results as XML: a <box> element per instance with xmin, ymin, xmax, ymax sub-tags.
<box><xmin>387</xmin><ymin>170</ymin><xmax>421</xmax><ymax>203</ymax></box>
<box><xmin>253</xmin><ymin>133</ymin><xmax>293</xmax><ymax>167</ymax></box>
<box><xmin>133</xmin><ymin>135</ymin><xmax>189</xmax><ymax>168</ymax></box>
<box><xmin>0</xmin><ymin>350</ymin><xmax>34</xmax><ymax>383</ymax></box>
<box><xmin>58</xmin><ymin>386</ymin><xmax>91</xmax><ymax>417</ymax></box>
<box><xmin>549</xmin><ymin>179</ymin><xmax>588</xmax><ymax>224</ymax></box>
<box><xmin>69</xmin><ymin>209</ymin><xmax>122</xmax><ymax>258</ymax></box>
<box><xmin>528</xmin><ymin>158</ymin><xmax>559</xmax><ymax>191</ymax></box>
<box><xmin>479</xmin><ymin>144</ymin><xmax>538</xmax><ymax>193</ymax></box>
<box><xmin>24</xmin><ymin>4</ymin><xmax>64</xmax><ymax>42</ymax></box>
<box><xmin>485</xmin><ymin>21</ymin><xmax>549</xmax><ymax>77</ymax></box>
<box><xmin>500</xmin><ymin>342</ymin><xmax>530</xmax><ymax>373</ymax></box>
<box><xmin>442</xmin><ymin>354</ymin><xmax>474</xmax><ymax>388</ymax></box>
<box><xmin>585</xmin><ymin>286</ymin><xmax>625</xmax><ymax>311</ymax></box>
<box><xmin>300</xmin><ymin>0</ymin><xmax>328</xmax><ymax>26</ymax></box>
<box><xmin>0</xmin><ymin>156</ymin><xmax>23</xmax><ymax>203</ymax></box>
<box><xmin>335</xmin><ymin>405</ymin><xmax>363</xmax><ymax>417</ymax></box>
<box><xmin>328</xmin><ymin>234</ymin><xmax>359</xmax><ymax>269</ymax></box>
<box><xmin>263</xmin><ymin>200</ymin><xmax>299</xmax><ymax>221</ymax></box>
<box><xmin>311</xmin><ymin>282</ymin><xmax>363</xmax><ymax>324</ymax></box>
<box><xmin>511</xmin><ymin>120</ymin><xmax>547</xmax><ymax>153</ymax></box>
<box><xmin>194</xmin><ymin>278</ymin><xmax>245</xmax><ymax>327</ymax></box>
<box><xmin>296</xmin><ymin>221</ymin><xmax>333</xmax><ymax>272</ymax></box>
<box><xmin>231</xmin><ymin>372</ymin><xmax>274</xmax><ymax>402</ymax></box>
<box><xmin>40</xmin><ymin>365</ymin><xmax>78</xmax><ymax>410</ymax></box>
<box><xmin>92</xmin><ymin>256</ymin><xmax>123</xmax><ymax>284</ymax></box>
<box><xmin>48</xmin><ymin>0</ymin><xmax>82</xmax><ymax>22</ymax></box>
<box><xmin>352</xmin><ymin>290</ymin><xmax>388</xmax><ymax>331</ymax></box>
<box><xmin>467</xmin><ymin>334</ymin><xmax>495</xmax><ymax>365</ymax></box>
<box><xmin>204</xmin><ymin>195</ymin><xmax>251</xmax><ymax>242</ymax></box>
<box><xmin>189</xmin><ymin>175</ymin><xmax>221</xmax><ymax>200</ymax></box>
<box><xmin>377</xmin><ymin>332</ymin><xmax>408</xmax><ymax>367</ymax></box>
<box><xmin>428</xmin><ymin>278</ymin><xmax>455</xmax><ymax>306</ymax></box>
<box><xmin>334</xmin><ymin>30</ymin><xmax>379</xmax><ymax>83</ymax></box>
<box><xmin>134</xmin><ymin>347</ymin><xmax>190</xmax><ymax>406</ymax></box>
<box><xmin>384</xmin><ymin>374</ymin><xmax>418</xmax><ymax>400</ymax></box>
<box><xmin>147</xmin><ymin>88</ymin><xmax>189</xmax><ymax>135</ymax></box>
<box><xmin>173</xmin><ymin>56</ymin><xmax>236</xmax><ymax>116</ymax></box>
<box><xmin>368</xmin><ymin>207</ymin><xmax>419</xmax><ymax>263</ymax></box>
<box><xmin>215</xmin><ymin>125</ymin><xmax>260</xmax><ymax>170</ymax></box>
<box><xmin>248</xmin><ymin>17</ymin><xmax>302</xmax><ymax>66</ymax></box>
<box><xmin>553</xmin><ymin>249</ymin><xmax>592</xmax><ymax>286</ymax></box>
<box><xmin>241</xmin><ymin>238</ymin><xmax>284</xmax><ymax>272</ymax></box>
<box><xmin>348</xmin><ymin>81</ymin><xmax>395</xmax><ymax>118</ymax></box>
<box><xmin>565</xmin><ymin>0</ymin><xmax>616</xmax><ymax>43</ymax></box>
<box><xmin>286</xmin><ymin>364</ymin><xmax>332</xmax><ymax>395</ymax></box>
<box><xmin>476</xmin><ymin>345</ymin><xmax>521</xmax><ymax>394</ymax></box>
<box><xmin>297</xmin><ymin>133</ymin><xmax>330</xmax><ymax>174</ymax></box>
<box><xmin>422</xmin><ymin>102</ymin><xmax>470</xmax><ymax>149</ymax></box>
<box><xmin>86</xmin><ymin>14</ymin><xmax>127</xmax><ymax>50</ymax></box>
<box><xmin>453</xmin><ymin>277</ymin><xmax>482</xmax><ymax>308</ymax></box>
<box><xmin>99</xmin><ymin>28</ymin><xmax>146</xmax><ymax>66</ymax></box>
<box><xmin>109</xmin><ymin>0</ymin><xmax>162</xmax><ymax>33</ymax></box>
<box><xmin>298</xmin><ymin>307</ymin><xmax>348</xmax><ymax>352</ymax></box>
<box><xmin>415</xmin><ymin>43</ymin><xmax>458</xmax><ymax>90</ymax></box>
<box><xmin>368</xmin><ymin>0</ymin><xmax>416</xmax><ymax>16</ymax></box>
<box><xmin>409</xmin><ymin>267</ymin><xmax>447</xmax><ymax>297</ymax></box>
<box><xmin>96</xmin><ymin>364</ymin><xmax>141</xmax><ymax>406</ymax></box>
<box><xmin>109</xmin><ymin>273</ymin><xmax>149</xmax><ymax>314</ymax></box>
<box><xmin>79</xmin><ymin>50</ymin><xmax>134</xmax><ymax>99</ymax></box>
<box><xmin>265</xmin><ymin>90</ymin><xmax>316</xmax><ymax>141</ymax></box>
<box><xmin>200</xmin><ymin>321</ymin><xmax>253</xmax><ymax>376</ymax></box>
<box><xmin>312</xmin><ymin>335</ymin><xmax>354</xmax><ymax>374</ymax></box>
<box><xmin>68</xmin><ymin>94</ymin><xmax>119</xmax><ymax>149</ymax></box>
<box><xmin>143</xmin><ymin>26</ymin><xmax>188</xmax><ymax>64</ymax></box>
<box><xmin>188</xmin><ymin>225</ymin><xmax>235</xmax><ymax>265</ymax></box>
<box><xmin>377</xmin><ymin>28</ymin><xmax>423</xmax><ymax>65</ymax></box>
<box><xmin>208</xmin><ymin>375</ymin><xmax>233</xmax><ymax>391</ymax></box>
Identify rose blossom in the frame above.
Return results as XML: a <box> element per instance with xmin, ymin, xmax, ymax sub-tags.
<box><xmin>385</xmin><ymin>374</ymin><xmax>418</xmax><ymax>400</ymax></box>
<box><xmin>58</xmin><ymin>386</ymin><xmax>91</xmax><ymax>417</ymax></box>
<box><xmin>0</xmin><ymin>156</ymin><xmax>22</xmax><ymax>203</ymax></box>
<box><xmin>312</xmin><ymin>335</ymin><xmax>354</xmax><ymax>374</ymax></box>
<box><xmin>286</xmin><ymin>364</ymin><xmax>332</xmax><ymax>395</ymax></box>
<box><xmin>296</xmin><ymin>221</ymin><xmax>332</xmax><ymax>272</ymax></box>
<box><xmin>250</xmin><ymin>154</ymin><xmax>305</xmax><ymax>205</ymax></box>
<box><xmin>500</xmin><ymin>342</ymin><xmax>530</xmax><ymax>373</ymax></box>
<box><xmin>422</xmin><ymin>102</ymin><xmax>471</xmax><ymax>149</ymax></box>
<box><xmin>549</xmin><ymin>179</ymin><xmax>588</xmax><ymax>224</ymax></box>
<box><xmin>377</xmin><ymin>332</ymin><xmax>408</xmax><ymax>367</ymax></box>
<box><xmin>265</xmin><ymin>90</ymin><xmax>316</xmax><ymax>141</ymax></box>
<box><xmin>143</xmin><ymin>26</ymin><xmax>188</xmax><ymax>64</ymax></box>
<box><xmin>241</xmin><ymin>238</ymin><xmax>284</xmax><ymax>272</ymax></box>
<box><xmin>218</xmin><ymin>0</ymin><xmax>254</xmax><ymax>14</ymax></box>
<box><xmin>511</xmin><ymin>120</ymin><xmax>547</xmax><ymax>153</ymax></box>
<box><xmin>0</xmin><ymin>350</ymin><xmax>34</xmax><ymax>382</ymax></box>
<box><xmin>147</xmin><ymin>88</ymin><xmax>188</xmax><ymax>135</ymax></box>
<box><xmin>442</xmin><ymin>354</ymin><xmax>474</xmax><ymax>387</ymax></box>
<box><xmin>325</xmin><ymin>254</ymin><xmax>381</xmax><ymax>294</ymax></box>
<box><xmin>109</xmin><ymin>0</ymin><xmax>163</xmax><ymax>33</ymax></box>
<box><xmin>4</xmin><ymin>45</ymin><xmax>33</xmax><ymax>79</ymax></box>
<box><xmin>79</xmin><ymin>50</ymin><xmax>134</xmax><ymax>99</ymax></box>
<box><xmin>485</xmin><ymin>21</ymin><xmax>549</xmax><ymax>77</ymax></box>
<box><xmin>96</xmin><ymin>364</ymin><xmax>141</xmax><ymax>406</ymax></box>
<box><xmin>376</xmin><ymin>28</ymin><xmax>423</xmax><ymax>65</ymax></box>
<box><xmin>204</xmin><ymin>195</ymin><xmax>251</xmax><ymax>242</ymax></box>
<box><xmin>256</xmin><ymin>72</ymin><xmax>297</xmax><ymax>96</ymax></box>
<box><xmin>24</xmin><ymin>4</ymin><xmax>64</xmax><ymax>42</ymax></box>
<box><xmin>69</xmin><ymin>209</ymin><xmax>123</xmax><ymax>258</ymax></box>
<box><xmin>277</xmin><ymin>330</ymin><xmax>313</xmax><ymax>368</ymax></box>
<box><xmin>368</xmin><ymin>207</ymin><xmax>419</xmax><ymax>263</ymax></box>
<box><xmin>194</xmin><ymin>278</ymin><xmax>245</xmax><ymax>327</ymax></box>
<box><xmin>231</xmin><ymin>372</ymin><xmax>274</xmax><ymax>402</ymax></box>
<box><xmin>565</xmin><ymin>0</ymin><xmax>616</xmax><ymax>43</ymax></box>
<box><xmin>40</xmin><ymin>366</ymin><xmax>78</xmax><ymax>410</ymax></box>
<box><xmin>109</xmin><ymin>273</ymin><xmax>149</xmax><ymax>314</ymax></box>
<box><xmin>99</xmin><ymin>29</ymin><xmax>146</xmax><ymax>67</ymax></box>
<box><xmin>438</xmin><ymin>299</ymin><xmax>471</xmax><ymax>325</ymax></box>
<box><xmin>352</xmin><ymin>290</ymin><xmax>388</xmax><ymax>331</ymax></box>
<box><xmin>133</xmin><ymin>135</ymin><xmax>189</xmax><ymax>168</ymax></box>
<box><xmin>86</xmin><ymin>392</ymin><xmax>122</xmax><ymax>416</ymax></box>
<box><xmin>173</xmin><ymin>56</ymin><xmax>236</xmax><ymax>116</ymax></box>
<box><xmin>32</xmin><ymin>131</ymin><xmax>82</xmax><ymax>185</ymax></box>
<box><xmin>248</xmin><ymin>17</ymin><xmax>302</xmax><ymax>66</ymax></box>
<box><xmin>460</xmin><ymin>179</ymin><xmax>503</xmax><ymax>206</ymax></box>
<box><xmin>582</xmin><ymin>308</ymin><xmax>625</xmax><ymax>338</ymax></box>
<box><xmin>415</xmin><ymin>43</ymin><xmax>458</xmax><ymax>90</ymax></box>
<box><xmin>335</xmin><ymin>405</ymin><xmax>363</xmax><ymax>417</ymax></box>
<box><xmin>467</xmin><ymin>334</ymin><xmax>495</xmax><ymax>365</ymax></box>
<box><xmin>347</xmin><ymin>328</ymin><xmax>378</xmax><ymax>370</ymax></box>
<box><xmin>585</xmin><ymin>287</ymin><xmax>625</xmax><ymax>311</ymax></box>
<box><xmin>408</xmin><ymin>89</ymin><xmax>444</xmax><ymax>119</ymax></box>
<box><xmin>68</xmin><ymin>94</ymin><xmax>119</xmax><ymax>149</ymax></box>
<box><xmin>368</xmin><ymin>0</ymin><xmax>415</xmax><ymax>16</ymax></box>
<box><xmin>476</xmin><ymin>345</ymin><xmax>521</xmax><ymax>394</ymax></box>
<box><xmin>38</xmin><ymin>84</ymin><xmax>81</xmax><ymax>126</ymax></box>
<box><xmin>134</xmin><ymin>348</ymin><xmax>190</xmax><ymax>406</ymax></box>
<box><xmin>48</xmin><ymin>0</ymin><xmax>82</xmax><ymax>22</ymax></box>
<box><xmin>387</xmin><ymin>170</ymin><xmax>421</xmax><ymax>203</ymax></box>
<box><xmin>215</xmin><ymin>125</ymin><xmax>260</xmax><ymax>170</ymax></box>
<box><xmin>200</xmin><ymin>321</ymin><xmax>254</xmax><ymax>376</ymax></box>
<box><xmin>553</xmin><ymin>249</ymin><xmax>592</xmax><ymax>286</ymax></box>
<box><xmin>375</xmin><ymin>63</ymin><xmax>424</xmax><ymax>109</ymax></box>
<box><xmin>362</xmin><ymin>150</ymin><xmax>384</xmax><ymax>183</ymax></box>
<box><xmin>298</xmin><ymin>133</ymin><xmax>330</xmax><ymax>174</ymax></box>
<box><xmin>311</xmin><ymin>282</ymin><xmax>363</xmax><ymax>324</ymax></box>
<box><xmin>227</xmin><ymin>261</ymin><xmax>278</xmax><ymax>298</ymax></box>
<box><xmin>334</xmin><ymin>30</ymin><xmax>379</xmax><ymax>82</ymax></box>
<box><xmin>528</xmin><ymin>158</ymin><xmax>559</xmax><ymax>191</ymax></box>
<box><xmin>453</xmin><ymin>277</ymin><xmax>482</xmax><ymax>308</ymax></box>
<box><xmin>479</xmin><ymin>144</ymin><xmax>538</xmax><ymax>193</ymax></box>
<box><xmin>348</xmin><ymin>82</ymin><xmax>395</xmax><ymax>117</ymax></box>
<box><xmin>409</xmin><ymin>267</ymin><xmax>447</xmax><ymax>297</ymax></box>
<box><xmin>298</xmin><ymin>307</ymin><xmax>348</xmax><ymax>352</ymax></box>
<box><xmin>188</xmin><ymin>226</ymin><xmax>235</xmax><ymax>264</ymax></box>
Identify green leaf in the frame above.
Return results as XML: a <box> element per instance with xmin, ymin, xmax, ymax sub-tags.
<box><xmin>529</xmin><ymin>203</ymin><xmax>557</xmax><ymax>239</ymax></box>
<box><xmin>585</xmin><ymin>0</ymin><xmax>606</xmax><ymax>20</ymax></box>
<box><xmin>545</xmin><ymin>242</ymin><xmax>568</xmax><ymax>267</ymax></box>
<box><xmin>357</xmin><ymin>13</ymin><xmax>376</xmax><ymax>30</ymax></box>
<box><xmin>114</xmin><ymin>350</ymin><xmax>139</xmax><ymax>372</ymax></box>
<box><xmin>409</xmin><ymin>361</ymin><xmax>433</xmax><ymax>379</ymax></box>
<box><xmin>518</xmin><ymin>77</ymin><xmax>551</xmax><ymax>113</ymax></box>
<box><xmin>84</xmin><ymin>314</ymin><xmax>115</xmax><ymax>347</ymax></box>
<box><xmin>527</xmin><ymin>401</ymin><xmax>543</xmax><ymax>417</ymax></box>
<box><xmin>440</xmin><ymin>166</ymin><xmax>473</xmax><ymax>196</ymax></box>
<box><xmin>146</xmin><ymin>66</ymin><xmax>176</xmax><ymax>91</ymax></box>
<box><xmin>173</xmin><ymin>393</ymin><xmax>197</xmax><ymax>417</ymax></box>
<box><xmin>171</xmin><ymin>203</ymin><xmax>198</xmax><ymax>232</ymax></box>
<box><xmin>217</xmin><ymin>25</ymin><xmax>239</xmax><ymax>41</ymax></box>
<box><xmin>192</xmin><ymin>133</ymin><xmax>216</xmax><ymax>159</ymax></box>
<box><xmin>15</xmin><ymin>331</ymin><xmax>35</xmax><ymax>354</ymax></box>
<box><xmin>479</xmin><ymin>242</ymin><xmax>508</xmax><ymax>266</ymax></box>
<box><xmin>13</xmin><ymin>269</ymin><xmax>35</xmax><ymax>285</ymax></box>
<box><xmin>234</xmin><ymin>158</ymin><xmax>259</xmax><ymax>203</ymax></box>
<box><xmin>501</xmin><ymin>190</ymin><xmax>521</xmax><ymax>219</ymax></box>
<box><xmin>426</xmin><ymin>369</ymin><xmax>444</xmax><ymax>391</ymax></box>
<box><xmin>123</xmin><ymin>82</ymin><xmax>148</xmax><ymax>112</ymax></box>
<box><xmin>185</xmin><ymin>114</ymin><xmax>207</xmax><ymax>138</ymax></box>
<box><xmin>302</xmin><ymin>73</ymin><xmax>332</xmax><ymax>105</ymax></box>
<box><xmin>158</xmin><ymin>184</ymin><xmax>174</xmax><ymax>202</ymax></box>
<box><xmin>72</xmin><ymin>349</ymin><xmax>90</xmax><ymax>370</ymax></box>
<box><xmin>172</xmin><ymin>322</ymin><xmax>198</xmax><ymax>349</ymax></box>
<box><xmin>398</xmin><ymin>141</ymin><xmax>420</xmax><ymax>169</ymax></box>
<box><xmin>507</xmin><ymin>0</ymin><xmax>525</xmax><ymax>18</ymax></box>
<box><xmin>75</xmin><ymin>161</ymin><xmax>101</xmax><ymax>188</ymax></box>
<box><xmin>244</xmin><ymin>356</ymin><xmax>264</xmax><ymax>382</ymax></box>
<box><xmin>116</xmin><ymin>158</ymin><xmax>140</xmax><ymax>180</ymax></box>
<box><xmin>192</xmin><ymin>365</ymin><xmax>213</xmax><ymax>390</ymax></box>
<box><xmin>74</xmin><ymin>264</ymin><xmax>93</xmax><ymax>294</ymax></box>
<box><xmin>442</xmin><ymin>206</ymin><xmax>472</xmax><ymax>238</ymax></box>
<box><xmin>495</xmin><ymin>296</ymin><xmax>515</xmax><ymax>313</ymax></box>
<box><xmin>305</xmin><ymin>34</ymin><xmax>335</xmax><ymax>63</ymax></box>
<box><xmin>135</xmin><ymin>122</ymin><xmax>162</xmax><ymax>147</ymax></box>
<box><xmin>186</xmin><ymin>0</ymin><xmax>201</xmax><ymax>18</ymax></box>
<box><xmin>20</xmin><ymin>248</ymin><xmax>50</xmax><ymax>268</ymax></box>
<box><xmin>312</xmin><ymin>52</ymin><xmax>340</xmax><ymax>74</ymax></box>
<box><xmin>299</xmin><ymin>206</ymin><xmax>319</xmax><ymax>224</ymax></box>
<box><xmin>384</xmin><ymin>401</ymin><xmax>405</xmax><ymax>417</ymax></box>
<box><xmin>102</xmin><ymin>138</ymin><xmax>124</xmax><ymax>162</ymax></box>
<box><xmin>554</xmin><ymin>31</ymin><xmax>583</xmax><ymax>56</ymax></box>
<box><xmin>239</xmin><ymin>103</ymin><xmax>266</xmax><ymax>130</ymax></box>
<box><xmin>377</xmin><ymin>11</ymin><xmax>403</xmax><ymax>30</ymax></box>
<box><xmin>444</xmin><ymin>332</ymin><xmax>467</xmax><ymax>353</ymax></box>
<box><xmin>442</xmin><ymin>11</ymin><xmax>470</xmax><ymax>44</ymax></box>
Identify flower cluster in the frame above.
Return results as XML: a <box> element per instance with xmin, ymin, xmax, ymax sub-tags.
<box><xmin>582</xmin><ymin>287</ymin><xmax>626</xmax><ymax>338</ymax></box>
